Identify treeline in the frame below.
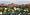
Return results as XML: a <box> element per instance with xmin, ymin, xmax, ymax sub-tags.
<box><xmin>0</xmin><ymin>3</ymin><xmax>30</xmax><ymax>12</ymax></box>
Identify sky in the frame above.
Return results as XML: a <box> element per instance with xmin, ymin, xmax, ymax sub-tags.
<box><xmin>0</xmin><ymin>0</ymin><xmax>30</xmax><ymax>4</ymax></box>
